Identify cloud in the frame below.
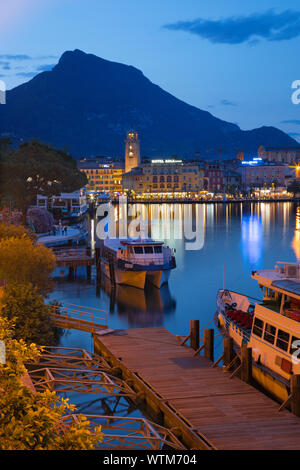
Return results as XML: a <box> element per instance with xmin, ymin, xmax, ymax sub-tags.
<box><xmin>281</xmin><ymin>119</ymin><xmax>300</xmax><ymax>125</ymax></box>
<box><xmin>36</xmin><ymin>64</ymin><xmax>56</xmax><ymax>72</ymax></box>
<box><xmin>221</xmin><ymin>99</ymin><xmax>237</xmax><ymax>106</ymax></box>
<box><xmin>164</xmin><ymin>9</ymin><xmax>300</xmax><ymax>45</ymax></box>
<box><xmin>0</xmin><ymin>61</ymin><xmax>10</xmax><ymax>69</ymax></box>
<box><xmin>0</xmin><ymin>54</ymin><xmax>32</xmax><ymax>60</ymax></box>
<box><xmin>16</xmin><ymin>72</ymin><xmax>37</xmax><ymax>78</ymax></box>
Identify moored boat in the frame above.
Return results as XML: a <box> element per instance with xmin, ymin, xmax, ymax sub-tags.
<box><xmin>100</xmin><ymin>238</ymin><xmax>176</xmax><ymax>290</ymax></box>
<box><xmin>216</xmin><ymin>261</ymin><xmax>300</xmax><ymax>402</ymax></box>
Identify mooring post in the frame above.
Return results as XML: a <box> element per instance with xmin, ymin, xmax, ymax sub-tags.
<box><xmin>204</xmin><ymin>329</ymin><xmax>214</xmax><ymax>362</ymax></box>
<box><xmin>68</xmin><ymin>267</ymin><xmax>74</xmax><ymax>280</ymax></box>
<box><xmin>95</xmin><ymin>246</ymin><xmax>101</xmax><ymax>284</ymax></box>
<box><xmin>86</xmin><ymin>265</ymin><xmax>91</xmax><ymax>282</ymax></box>
<box><xmin>190</xmin><ymin>320</ymin><xmax>199</xmax><ymax>351</ymax></box>
<box><xmin>241</xmin><ymin>345</ymin><xmax>252</xmax><ymax>384</ymax></box>
<box><xmin>223</xmin><ymin>336</ymin><xmax>234</xmax><ymax>368</ymax></box>
<box><xmin>291</xmin><ymin>374</ymin><xmax>300</xmax><ymax>417</ymax></box>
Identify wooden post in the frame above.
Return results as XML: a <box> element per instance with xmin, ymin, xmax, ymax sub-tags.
<box><xmin>68</xmin><ymin>267</ymin><xmax>74</xmax><ymax>280</ymax></box>
<box><xmin>190</xmin><ymin>320</ymin><xmax>199</xmax><ymax>351</ymax></box>
<box><xmin>241</xmin><ymin>345</ymin><xmax>252</xmax><ymax>384</ymax></box>
<box><xmin>87</xmin><ymin>265</ymin><xmax>91</xmax><ymax>281</ymax></box>
<box><xmin>291</xmin><ymin>374</ymin><xmax>300</xmax><ymax>417</ymax></box>
<box><xmin>95</xmin><ymin>247</ymin><xmax>101</xmax><ymax>285</ymax></box>
<box><xmin>204</xmin><ymin>329</ymin><xmax>214</xmax><ymax>362</ymax></box>
<box><xmin>223</xmin><ymin>336</ymin><xmax>234</xmax><ymax>368</ymax></box>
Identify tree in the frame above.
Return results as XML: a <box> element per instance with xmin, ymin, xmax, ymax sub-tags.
<box><xmin>0</xmin><ymin>236</ymin><xmax>56</xmax><ymax>295</ymax></box>
<box><xmin>0</xmin><ymin>283</ymin><xmax>58</xmax><ymax>345</ymax></box>
<box><xmin>0</xmin><ymin>222</ymin><xmax>36</xmax><ymax>242</ymax></box>
<box><xmin>287</xmin><ymin>179</ymin><xmax>300</xmax><ymax>197</ymax></box>
<box><xmin>0</xmin><ymin>315</ymin><xmax>103</xmax><ymax>450</ymax></box>
<box><xmin>0</xmin><ymin>140</ymin><xmax>87</xmax><ymax>223</ymax></box>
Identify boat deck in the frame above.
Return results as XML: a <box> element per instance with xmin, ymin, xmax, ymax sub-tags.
<box><xmin>94</xmin><ymin>327</ymin><xmax>300</xmax><ymax>450</ymax></box>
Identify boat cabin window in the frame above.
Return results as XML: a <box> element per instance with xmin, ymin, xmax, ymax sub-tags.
<box><xmin>144</xmin><ymin>246</ymin><xmax>154</xmax><ymax>254</ymax></box>
<box><xmin>154</xmin><ymin>246</ymin><xmax>162</xmax><ymax>254</ymax></box>
<box><xmin>252</xmin><ymin>318</ymin><xmax>264</xmax><ymax>338</ymax></box>
<box><xmin>290</xmin><ymin>336</ymin><xmax>300</xmax><ymax>357</ymax></box>
<box><xmin>264</xmin><ymin>323</ymin><xmax>276</xmax><ymax>345</ymax></box>
<box><xmin>133</xmin><ymin>247</ymin><xmax>143</xmax><ymax>254</ymax></box>
<box><xmin>276</xmin><ymin>329</ymin><xmax>290</xmax><ymax>352</ymax></box>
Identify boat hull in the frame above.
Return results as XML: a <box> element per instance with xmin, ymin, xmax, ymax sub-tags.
<box><xmin>217</xmin><ymin>310</ymin><xmax>290</xmax><ymax>404</ymax></box>
<box><xmin>100</xmin><ymin>260</ymin><xmax>146</xmax><ymax>289</ymax></box>
<box><xmin>146</xmin><ymin>269</ymin><xmax>171</xmax><ymax>288</ymax></box>
<box><xmin>101</xmin><ymin>260</ymin><xmax>172</xmax><ymax>290</ymax></box>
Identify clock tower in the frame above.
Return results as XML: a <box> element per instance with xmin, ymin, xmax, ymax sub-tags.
<box><xmin>125</xmin><ymin>131</ymin><xmax>141</xmax><ymax>173</ymax></box>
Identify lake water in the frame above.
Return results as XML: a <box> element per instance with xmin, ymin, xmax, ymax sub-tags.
<box><xmin>50</xmin><ymin>202</ymin><xmax>300</xmax><ymax>355</ymax></box>
<box><xmin>48</xmin><ymin>201</ymin><xmax>300</xmax><ymax>422</ymax></box>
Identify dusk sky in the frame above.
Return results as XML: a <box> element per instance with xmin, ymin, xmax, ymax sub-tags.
<box><xmin>1</xmin><ymin>0</ymin><xmax>300</xmax><ymax>141</ymax></box>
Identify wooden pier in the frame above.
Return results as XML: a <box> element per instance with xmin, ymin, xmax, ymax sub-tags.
<box><xmin>52</xmin><ymin>246</ymin><xmax>94</xmax><ymax>280</ymax></box>
<box><xmin>94</xmin><ymin>326</ymin><xmax>300</xmax><ymax>450</ymax></box>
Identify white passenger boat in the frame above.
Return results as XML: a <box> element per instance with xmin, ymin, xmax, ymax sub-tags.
<box><xmin>100</xmin><ymin>238</ymin><xmax>176</xmax><ymax>289</ymax></box>
<box><xmin>216</xmin><ymin>261</ymin><xmax>300</xmax><ymax>401</ymax></box>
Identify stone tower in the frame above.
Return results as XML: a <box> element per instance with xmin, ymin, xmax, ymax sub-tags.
<box><xmin>125</xmin><ymin>131</ymin><xmax>141</xmax><ymax>173</ymax></box>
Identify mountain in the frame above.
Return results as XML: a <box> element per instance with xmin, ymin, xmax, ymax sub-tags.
<box><xmin>0</xmin><ymin>49</ymin><xmax>297</xmax><ymax>158</ymax></box>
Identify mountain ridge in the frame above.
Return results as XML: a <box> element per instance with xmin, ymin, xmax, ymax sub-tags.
<box><xmin>0</xmin><ymin>49</ymin><xmax>297</xmax><ymax>158</ymax></box>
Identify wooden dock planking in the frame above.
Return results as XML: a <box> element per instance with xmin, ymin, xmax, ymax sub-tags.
<box><xmin>94</xmin><ymin>327</ymin><xmax>300</xmax><ymax>450</ymax></box>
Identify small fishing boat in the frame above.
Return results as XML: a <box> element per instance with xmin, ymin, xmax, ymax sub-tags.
<box><xmin>100</xmin><ymin>238</ymin><xmax>176</xmax><ymax>289</ymax></box>
<box><xmin>216</xmin><ymin>261</ymin><xmax>300</xmax><ymax>402</ymax></box>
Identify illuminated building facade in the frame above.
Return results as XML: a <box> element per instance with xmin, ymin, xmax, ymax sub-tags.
<box><xmin>125</xmin><ymin>131</ymin><xmax>141</xmax><ymax>173</ymax></box>
<box><xmin>204</xmin><ymin>161</ymin><xmax>224</xmax><ymax>192</ymax></box>
<box><xmin>122</xmin><ymin>159</ymin><xmax>206</xmax><ymax>196</ymax></box>
<box><xmin>239</xmin><ymin>158</ymin><xmax>285</xmax><ymax>188</ymax></box>
<box><xmin>78</xmin><ymin>158</ymin><xmax>124</xmax><ymax>194</ymax></box>
<box><xmin>258</xmin><ymin>145</ymin><xmax>300</xmax><ymax>164</ymax></box>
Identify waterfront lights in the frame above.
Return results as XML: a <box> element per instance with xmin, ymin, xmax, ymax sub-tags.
<box><xmin>151</xmin><ymin>159</ymin><xmax>183</xmax><ymax>164</ymax></box>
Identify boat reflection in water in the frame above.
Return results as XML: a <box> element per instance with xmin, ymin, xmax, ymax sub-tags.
<box><xmin>99</xmin><ymin>276</ymin><xmax>176</xmax><ymax>327</ymax></box>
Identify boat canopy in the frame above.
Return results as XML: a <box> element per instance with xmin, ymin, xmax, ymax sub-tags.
<box><xmin>272</xmin><ymin>279</ymin><xmax>300</xmax><ymax>297</ymax></box>
<box><xmin>104</xmin><ymin>238</ymin><xmax>164</xmax><ymax>251</ymax></box>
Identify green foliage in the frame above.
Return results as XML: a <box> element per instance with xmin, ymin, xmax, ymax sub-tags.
<box><xmin>0</xmin><ymin>316</ymin><xmax>103</xmax><ymax>450</ymax></box>
<box><xmin>0</xmin><ymin>140</ymin><xmax>87</xmax><ymax>221</ymax></box>
<box><xmin>1</xmin><ymin>283</ymin><xmax>56</xmax><ymax>345</ymax></box>
<box><xmin>0</xmin><ymin>236</ymin><xmax>55</xmax><ymax>294</ymax></box>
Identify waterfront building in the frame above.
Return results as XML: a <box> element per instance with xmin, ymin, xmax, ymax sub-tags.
<box><xmin>239</xmin><ymin>158</ymin><xmax>285</xmax><ymax>189</ymax></box>
<box><xmin>125</xmin><ymin>131</ymin><xmax>141</xmax><ymax>173</ymax></box>
<box><xmin>204</xmin><ymin>161</ymin><xmax>224</xmax><ymax>192</ymax></box>
<box><xmin>78</xmin><ymin>158</ymin><xmax>125</xmax><ymax>195</ymax></box>
<box><xmin>35</xmin><ymin>190</ymin><xmax>87</xmax><ymax>219</ymax></box>
<box><xmin>224</xmin><ymin>169</ymin><xmax>241</xmax><ymax>193</ymax></box>
<box><xmin>258</xmin><ymin>145</ymin><xmax>300</xmax><ymax>164</ymax></box>
<box><xmin>122</xmin><ymin>158</ymin><xmax>207</xmax><ymax>197</ymax></box>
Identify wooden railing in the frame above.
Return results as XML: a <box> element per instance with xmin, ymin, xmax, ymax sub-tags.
<box><xmin>52</xmin><ymin>247</ymin><xmax>91</xmax><ymax>259</ymax></box>
<box><xmin>49</xmin><ymin>302</ymin><xmax>108</xmax><ymax>329</ymax></box>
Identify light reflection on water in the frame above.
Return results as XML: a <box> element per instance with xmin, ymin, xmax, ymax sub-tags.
<box><xmin>50</xmin><ymin>202</ymin><xmax>300</xmax><ymax>349</ymax></box>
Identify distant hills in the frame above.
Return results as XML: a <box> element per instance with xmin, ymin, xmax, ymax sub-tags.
<box><xmin>0</xmin><ymin>49</ymin><xmax>297</xmax><ymax>159</ymax></box>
